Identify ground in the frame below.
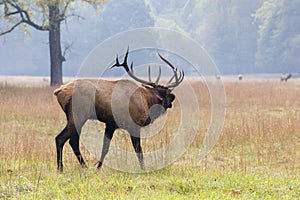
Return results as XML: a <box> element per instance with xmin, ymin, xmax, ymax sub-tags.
<box><xmin>0</xmin><ymin>76</ymin><xmax>299</xmax><ymax>199</ymax></box>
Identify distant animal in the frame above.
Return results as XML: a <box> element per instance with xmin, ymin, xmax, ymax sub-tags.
<box><xmin>280</xmin><ymin>73</ymin><xmax>292</xmax><ymax>82</ymax></box>
<box><xmin>238</xmin><ymin>74</ymin><xmax>243</xmax><ymax>80</ymax></box>
<box><xmin>53</xmin><ymin>48</ymin><xmax>184</xmax><ymax>171</ymax></box>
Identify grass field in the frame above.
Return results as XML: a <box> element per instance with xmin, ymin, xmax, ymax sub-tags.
<box><xmin>0</xmin><ymin>78</ymin><xmax>299</xmax><ymax>199</ymax></box>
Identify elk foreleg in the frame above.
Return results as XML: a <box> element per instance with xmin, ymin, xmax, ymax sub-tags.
<box><xmin>130</xmin><ymin>131</ymin><xmax>145</xmax><ymax>170</ymax></box>
<box><xmin>97</xmin><ymin>124</ymin><xmax>116</xmax><ymax>169</ymax></box>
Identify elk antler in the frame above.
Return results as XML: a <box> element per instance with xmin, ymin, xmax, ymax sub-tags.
<box><xmin>157</xmin><ymin>52</ymin><xmax>184</xmax><ymax>88</ymax></box>
<box><xmin>110</xmin><ymin>47</ymin><xmax>160</xmax><ymax>88</ymax></box>
<box><xmin>110</xmin><ymin>47</ymin><xmax>184</xmax><ymax>89</ymax></box>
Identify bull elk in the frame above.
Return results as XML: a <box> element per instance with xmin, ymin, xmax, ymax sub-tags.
<box><xmin>53</xmin><ymin>48</ymin><xmax>184</xmax><ymax>171</ymax></box>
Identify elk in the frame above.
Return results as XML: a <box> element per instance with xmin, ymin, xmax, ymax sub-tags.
<box><xmin>280</xmin><ymin>73</ymin><xmax>292</xmax><ymax>82</ymax></box>
<box><xmin>238</xmin><ymin>74</ymin><xmax>243</xmax><ymax>80</ymax></box>
<box><xmin>53</xmin><ymin>48</ymin><xmax>184</xmax><ymax>171</ymax></box>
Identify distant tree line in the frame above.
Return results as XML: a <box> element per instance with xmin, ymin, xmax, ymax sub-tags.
<box><xmin>1</xmin><ymin>0</ymin><xmax>299</xmax><ymax>82</ymax></box>
<box><xmin>147</xmin><ymin>0</ymin><xmax>300</xmax><ymax>74</ymax></box>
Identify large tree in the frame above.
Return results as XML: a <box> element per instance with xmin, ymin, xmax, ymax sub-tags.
<box><xmin>0</xmin><ymin>0</ymin><xmax>108</xmax><ymax>86</ymax></box>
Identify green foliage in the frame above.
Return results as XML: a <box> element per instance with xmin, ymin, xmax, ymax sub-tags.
<box><xmin>148</xmin><ymin>0</ymin><xmax>263</xmax><ymax>74</ymax></box>
<box><xmin>148</xmin><ymin>0</ymin><xmax>300</xmax><ymax>74</ymax></box>
<box><xmin>254</xmin><ymin>0</ymin><xmax>300</xmax><ymax>72</ymax></box>
<box><xmin>96</xmin><ymin>0</ymin><xmax>154</xmax><ymax>39</ymax></box>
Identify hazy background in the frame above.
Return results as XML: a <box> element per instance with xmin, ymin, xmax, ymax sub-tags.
<box><xmin>0</xmin><ymin>0</ymin><xmax>299</xmax><ymax>77</ymax></box>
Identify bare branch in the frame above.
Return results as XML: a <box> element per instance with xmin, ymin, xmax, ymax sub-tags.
<box><xmin>16</xmin><ymin>4</ymin><xmax>48</xmax><ymax>31</ymax></box>
<box><xmin>59</xmin><ymin>0</ymin><xmax>85</xmax><ymax>26</ymax></box>
<box><xmin>0</xmin><ymin>20</ymin><xmax>22</xmax><ymax>36</ymax></box>
<box><xmin>62</xmin><ymin>41</ymin><xmax>74</xmax><ymax>61</ymax></box>
<box><xmin>60</xmin><ymin>0</ymin><xmax>72</xmax><ymax>21</ymax></box>
<box><xmin>23</xmin><ymin>17</ymin><xmax>49</xmax><ymax>31</ymax></box>
<box><xmin>64</xmin><ymin>13</ymin><xmax>85</xmax><ymax>21</ymax></box>
<box><xmin>4</xmin><ymin>1</ymin><xmax>20</xmax><ymax>16</ymax></box>
<box><xmin>4</xmin><ymin>10</ymin><xmax>19</xmax><ymax>16</ymax></box>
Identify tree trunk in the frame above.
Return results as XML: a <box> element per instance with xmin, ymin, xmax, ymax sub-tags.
<box><xmin>49</xmin><ymin>1</ymin><xmax>63</xmax><ymax>86</ymax></box>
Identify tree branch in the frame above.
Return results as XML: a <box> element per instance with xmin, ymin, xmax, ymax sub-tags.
<box><xmin>60</xmin><ymin>0</ymin><xmax>72</xmax><ymax>21</ymax></box>
<box><xmin>60</xmin><ymin>0</ymin><xmax>85</xmax><ymax>23</ymax></box>
<box><xmin>4</xmin><ymin>10</ymin><xmax>19</xmax><ymax>16</ymax></box>
<box><xmin>23</xmin><ymin>17</ymin><xmax>49</xmax><ymax>31</ymax></box>
<box><xmin>65</xmin><ymin>13</ymin><xmax>85</xmax><ymax>20</ymax></box>
<box><xmin>0</xmin><ymin>20</ymin><xmax>23</xmax><ymax>36</ymax></box>
<box><xmin>62</xmin><ymin>41</ymin><xmax>74</xmax><ymax>62</ymax></box>
<box><xmin>1</xmin><ymin>0</ymin><xmax>49</xmax><ymax>35</ymax></box>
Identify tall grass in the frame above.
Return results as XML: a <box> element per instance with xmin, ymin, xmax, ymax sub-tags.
<box><xmin>0</xmin><ymin>80</ymin><xmax>299</xmax><ymax>199</ymax></box>
<box><xmin>217</xmin><ymin>81</ymin><xmax>300</xmax><ymax>173</ymax></box>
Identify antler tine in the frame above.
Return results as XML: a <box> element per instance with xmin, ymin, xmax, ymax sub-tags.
<box><xmin>177</xmin><ymin>71</ymin><xmax>184</xmax><ymax>83</ymax></box>
<box><xmin>148</xmin><ymin>65</ymin><xmax>152</xmax><ymax>82</ymax></box>
<box><xmin>130</xmin><ymin>62</ymin><xmax>134</xmax><ymax>74</ymax></box>
<box><xmin>109</xmin><ymin>54</ymin><xmax>119</xmax><ymax>69</ymax></box>
<box><xmin>167</xmin><ymin>70</ymin><xmax>185</xmax><ymax>88</ymax></box>
<box><xmin>179</xmin><ymin>71</ymin><xmax>185</xmax><ymax>83</ymax></box>
<box><xmin>174</xmin><ymin>68</ymin><xmax>179</xmax><ymax>83</ymax></box>
<box><xmin>155</xmin><ymin>65</ymin><xmax>161</xmax><ymax>84</ymax></box>
<box><xmin>157</xmin><ymin>52</ymin><xmax>175</xmax><ymax>69</ymax></box>
<box><xmin>124</xmin><ymin>46</ymin><xmax>129</xmax><ymax>65</ymax></box>
<box><xmin>165</xmin><ymin>65</ymin><xmax>185</xmax><ymax>88</ymax></box>
<box><xmin>167</xmin><ymin>74</ymin><xmax>175</xmax><ymax>84</ymax></box>
<box><xmin>110</xmin><ymin>48</ymin><xmax>130</xmax><ymax>71</ymax></box>
<box><xmin>176</xmin><ymin>69</ymin><xmax>184</xmax><ymax>82</ymax></box>
<box><xmin>157</xmin><ymin>51</ymin><xmax>184</xmax><ymax>88</ymax></box>
<box><xmin>158</xmin><ymin>51</ymin><xmax>175</xmax><ymax>84</ymax></box>
<box><xmin>115</xmin><ymin>54</ymin><xmax>120</xmax><ymax>65</ymax></box>
<box><xmin>110</xmin><ymin>47</ymin><xmax>157</xmax><ymax>88</ymax></box>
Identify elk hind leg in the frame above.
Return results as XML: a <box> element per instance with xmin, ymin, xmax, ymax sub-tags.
<box><xmin>55</xmin><ymin>126</ymin><xmax>71</xmax><ymax>172</ymax></box>
<box><xmin>69</xmin><ymin>126</ymin><xmax>87</xmax><ymax>168</ymax></box>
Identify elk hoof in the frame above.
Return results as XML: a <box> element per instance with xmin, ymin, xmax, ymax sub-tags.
<box><xmin>95</xmin><ymin>161</ymin><xmax>103</xmax><ymax>169</ymax></box>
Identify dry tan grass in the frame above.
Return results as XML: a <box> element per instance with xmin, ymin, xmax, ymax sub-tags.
<box><xmin>0</xmin><ymin>79</ymin><xmax>299</xmax><ymax>174</ymax></box>
<box><xmin>209</xmin><ymin>80</ymin><xmax>300</xmax><ymax>173</ymax></box>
